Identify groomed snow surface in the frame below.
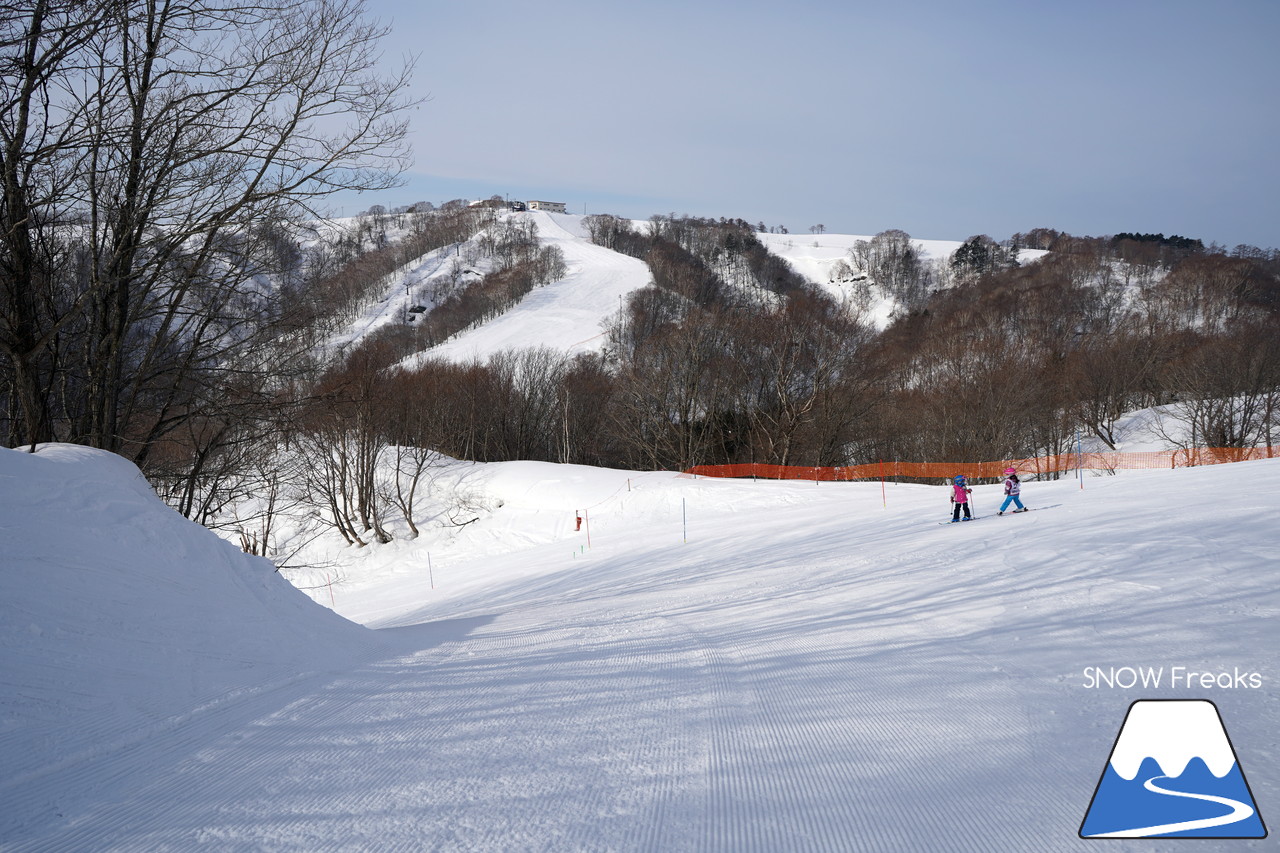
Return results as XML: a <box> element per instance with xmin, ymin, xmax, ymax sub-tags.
<box><xmin>2</xmin><ymin>446</ymin><xmax>1277</xmax><ymax>851</ymax></box>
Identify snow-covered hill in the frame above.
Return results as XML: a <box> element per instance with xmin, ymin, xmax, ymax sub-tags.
<box><xmin>3</xmin><ymin>443</ymin><xmax>1276</xmax><ymax>850</ymax></box>
<box><xmin>331</xmin><ymin>211</ymin><xmax>1026</xmax><ymax>367</ymax></box>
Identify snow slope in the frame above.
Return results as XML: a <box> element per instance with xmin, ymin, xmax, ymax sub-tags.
<box><xmin>757</xmin><ymin>229</ymin><xmax>961</xmax><ymax>285</ymax></box>
<box><xmin>400</xmin><ymin>211</ymin><xmax>653</xmax><ymax>365</ymax></box>
<box><xmin>3</xmin><ymin>446</ymin><xmax>1277</xmax><ymax>850</ymax></box>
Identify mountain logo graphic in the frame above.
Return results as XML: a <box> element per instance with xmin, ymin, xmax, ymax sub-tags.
<box><xmin>1080</xmin><ymin>699</ymin><xmax>1267</xmax><ymax>839</ymax></box>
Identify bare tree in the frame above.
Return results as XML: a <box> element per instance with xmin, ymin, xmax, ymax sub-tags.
<box><xmin>1069</xmin><ymin>332</ymin><xmax>1160</xmax><ymax>449</ymax></box>
<box><xmin>1</xmin><ymin>0</ymin><xmax>416</xmax><ymax>459</ymax></box>
<box><xmin>0</xmin><ymin>0</ymin><xmax>112</xmax><ymax>446</ymax></box>
<box><xmin>381</xmin><ymin>442</ymin><xmax>439</xmax><ymax>539</ymax></box>
<box><xmin>1155</xmin><ymin>325</ymin><xmax>1280</xmax><ymax>450</ymax></box>
<box><xmin>609</xmin><ymin>310</ymin><xmax>744</xmax><ymax>469</ymax></box>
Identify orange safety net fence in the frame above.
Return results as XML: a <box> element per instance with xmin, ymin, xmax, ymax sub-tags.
<box><xmin>684</xmin><ymin>447</ymin><xmax>1279</xmax><ymax>482</ymax></box>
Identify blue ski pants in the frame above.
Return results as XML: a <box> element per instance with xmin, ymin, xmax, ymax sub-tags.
<box><xmin>999</xmin><ymin>494</ymin><xmax>1025</xmax><ymax>512</ymax></box>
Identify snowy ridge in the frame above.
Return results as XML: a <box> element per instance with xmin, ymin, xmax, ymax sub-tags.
<box><xmin>1108</xmin><ymin>700</ymin><xmax>1238</xmax><ymax>780</ymax></box>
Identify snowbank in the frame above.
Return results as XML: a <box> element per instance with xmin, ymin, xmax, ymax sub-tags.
<box><xmin>0</xmin><ymin>445</ymin><xmax>381</xmax><ymax>818</ymax></box>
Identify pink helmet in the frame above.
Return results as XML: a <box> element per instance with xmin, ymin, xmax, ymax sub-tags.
<box><xmin>1004</xmin><ymin>467</ymin><xmax>1017</xmax><ymax>475</ymax></box>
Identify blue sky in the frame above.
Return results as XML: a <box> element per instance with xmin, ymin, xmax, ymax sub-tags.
<box><xmin>348</xmin><ymin>0</ymin><xmax>1280</xmax><ymax>249</ymax></box>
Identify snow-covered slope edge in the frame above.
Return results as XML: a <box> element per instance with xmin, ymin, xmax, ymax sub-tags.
<box><xmin>0</xmin><ymin>445</ymin><xmax>384</xmax><ymax>832</ymax></box>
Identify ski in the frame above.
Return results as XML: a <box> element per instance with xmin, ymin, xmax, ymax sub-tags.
<box><xmin>939</xmin><ymin>516</ymin><xmax>986</xmax><ymax>525</ymax></box>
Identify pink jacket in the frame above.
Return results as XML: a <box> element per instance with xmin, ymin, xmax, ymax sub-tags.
<box><xmin>952</xmin><ymin>483</ymin><xmax>970</xmax><ymax>503</ymax></box>
<box><xmin>1004</xmin><ymin>476</ymin><xmax>1021</xmax><ymax>496</ymax></box>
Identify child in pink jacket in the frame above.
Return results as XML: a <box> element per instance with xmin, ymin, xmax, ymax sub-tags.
<box><xmin>950</xmin><ymin>475</ymin><xmax>972</xmax><ymax>522</ymax></box>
